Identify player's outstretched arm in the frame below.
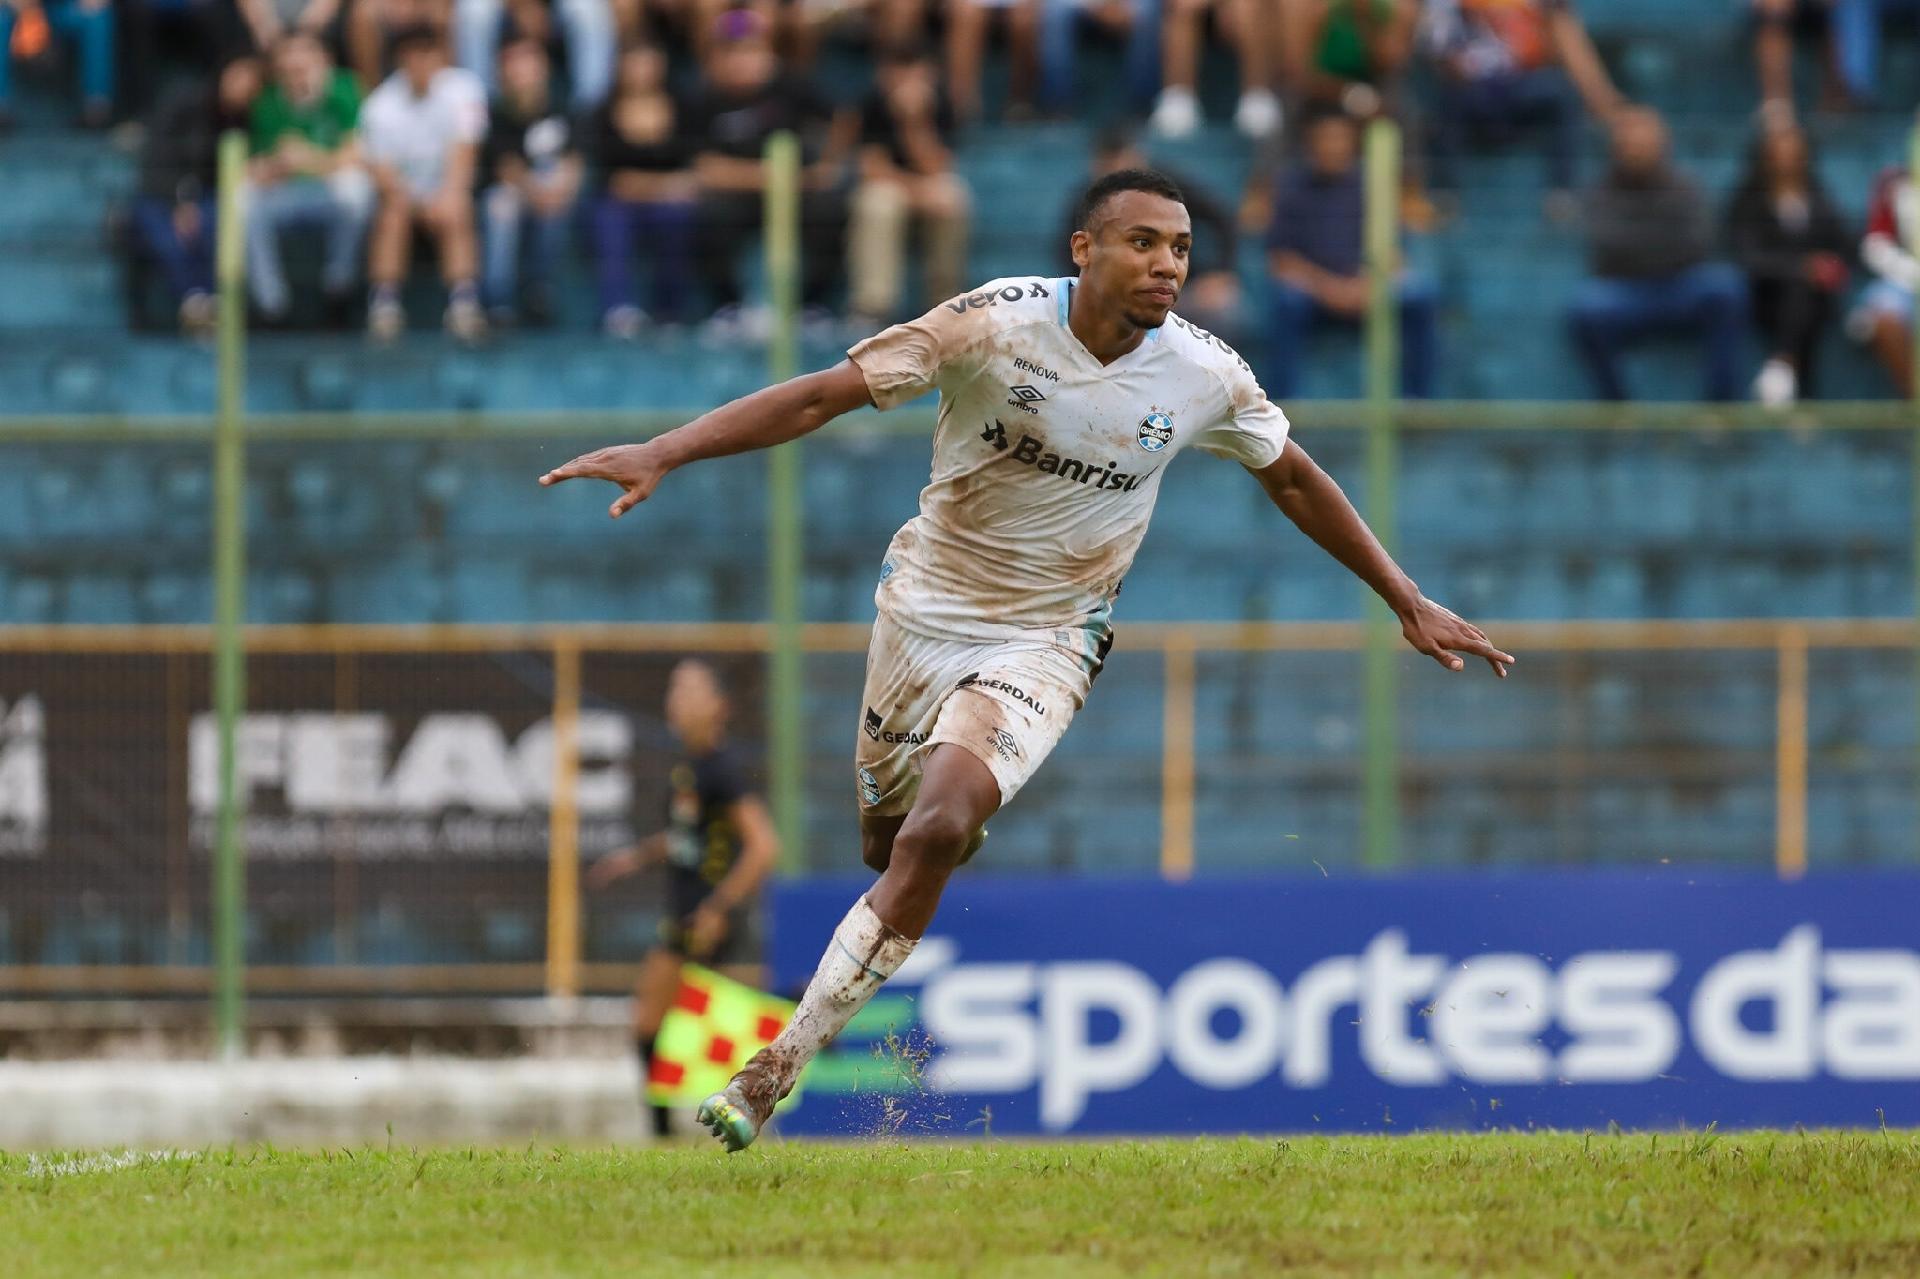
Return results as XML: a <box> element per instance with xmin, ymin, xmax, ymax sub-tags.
<box><xmin>538</xmin><ymin>360</ymin><xmax>875</xmax><ymax>519</ymax></box>
<box><xmin>1252</xmin><ymin>443</ymin><xmax>1514</xmax><ymax>678</ymax></box>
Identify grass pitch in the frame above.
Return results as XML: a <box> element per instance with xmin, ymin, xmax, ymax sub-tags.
<box><xmin>5</xmin><ymin>1130</ymin><xmax>1918</xmax><ymax>1277</ymax></box>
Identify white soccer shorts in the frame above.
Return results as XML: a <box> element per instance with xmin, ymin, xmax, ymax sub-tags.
<box><xmin>853</xmin><ymin>611</ymin><xmax>1106</xmax><ymax>815</ymax></box>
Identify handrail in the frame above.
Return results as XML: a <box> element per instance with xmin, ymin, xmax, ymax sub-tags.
<box><xmin>0</xmin><ymin>398</ymin><xmax>1911</xmax><ymax>442</ymax></box>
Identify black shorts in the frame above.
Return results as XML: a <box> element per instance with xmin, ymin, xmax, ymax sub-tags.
<box><xmin>656</xmin><ymin>902</ymin><xmax>764</xmax><ymax>969</ymax></box>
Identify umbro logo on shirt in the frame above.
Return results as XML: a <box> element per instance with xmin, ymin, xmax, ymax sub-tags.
<box><xmin>1007</xmin><ymin>384</ymin><xmax>1046</xmax><ymax>414</ymax></box>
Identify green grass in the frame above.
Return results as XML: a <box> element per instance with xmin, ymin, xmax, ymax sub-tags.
<box><xmin>5</xmin><ymin>1131</ymin><xmax>1919</xmax><ymax>1277</ymax></box>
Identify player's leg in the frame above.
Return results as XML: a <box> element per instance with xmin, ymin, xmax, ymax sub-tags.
<box><xmin>632</xmin><ymin>945</ymin><xmax>684</xmax><ymax>1138</ymax></box>
<box><xmin>699</xmin><ymin>747</ymin><xmax>998</xmax><ymax>1150</ymax></box>
<box><xmin>861</xmin><ymin>809</ymin><xmax>988</xmax><ymax>873</ymax></box>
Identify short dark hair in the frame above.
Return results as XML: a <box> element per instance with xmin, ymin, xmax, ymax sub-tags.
<box><xmin>1072</xmin><ymin>168</ymin><xmax>1185</xmax><ymax>233</ymax></box>
<box><xmin>388</xmin><ymin>22</ymin><xmax>444</xmax><ymax>58</ymax></box>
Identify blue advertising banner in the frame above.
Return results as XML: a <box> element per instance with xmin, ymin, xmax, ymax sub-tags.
<box><xmin>769</xmin><ymin>874</ymin><xmax>1920</xmax><ymax>1136</ymax></box>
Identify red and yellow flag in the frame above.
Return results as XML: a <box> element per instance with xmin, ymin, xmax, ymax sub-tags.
<box><xmin>646</xmin><ymin>964</ymin><xmax>801</xmax><ymax>1110</ymax></box>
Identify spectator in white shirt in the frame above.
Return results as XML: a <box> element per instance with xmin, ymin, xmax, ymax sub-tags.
<box><xmin>359</xmin><ymin>22</ymin><xmax>490</xmax><ymax>341</ymax></box>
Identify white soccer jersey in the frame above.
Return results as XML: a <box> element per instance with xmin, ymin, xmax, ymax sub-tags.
<box><xmin>847</xmin><ymin>275</ymin><xmax>1291</xmax><ymax>648</ymax></box>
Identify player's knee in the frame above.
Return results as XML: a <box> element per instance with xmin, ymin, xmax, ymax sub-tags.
<box><xmin>893</xmin><ymin>804</ymin><xmax>975</xmax><ymax>871</ymax></box>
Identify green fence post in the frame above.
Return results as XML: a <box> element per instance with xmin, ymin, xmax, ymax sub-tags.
<box><xmin>1361</xmin><ymin>118</ymin><xmax>1403</xmax><ymax>871</ymax></box>
<box><xmin>764</xmin><ymin>131</ymin><xmax>805</xmax><ymax>871</ymax></box>
<box><xmin>1909</xmin><ymin>123</ymin><xmax>1919</xmax><ymax>861</ymax></box>
<box><xmin>212</xmin><ymin>130</ymin><xmax>248</xmax><ymax>1057</ymax></box>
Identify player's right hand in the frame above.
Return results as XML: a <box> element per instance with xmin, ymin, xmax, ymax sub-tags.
<box><xmin>539</xmin><ymin>442</ymin><xmax>667</xmax><ymax>519</ymax></box>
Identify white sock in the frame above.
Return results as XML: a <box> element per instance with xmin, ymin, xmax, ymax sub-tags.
<box><xmin>758</xmin><ymin>896</ymin><xmax>915</xmax><ymax>1094</ymax></box>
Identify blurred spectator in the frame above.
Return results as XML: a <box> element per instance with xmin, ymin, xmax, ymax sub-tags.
<box><xmin>1265</xmin><ymin>106</ymin><xmax>1438</xmax><ymax>397</ymax></box>
<box><xmin>1039</xmin><ymin>0</ymin><xmax>1156</xmax><ymax>123</ymax></box>
<box><xmin>589</xmin><ymin>42</ymin><xmax>698</xmax><ymax>334</ymax></box>
<box><xmin>1149</xmin><ymin>0</ymin><xmax>1281</xmax><ymax>139</ymax></box>
<box><xmin>481</xmin><ymin>35</ymin><xmax>582</xmax><ymax>326</ymax></box>
<box><xmin>455</xmin><ymin>0</ymin><xmax>617</xmax><ymax>110</ymax></box>
<box><xmin>1852</xmin><ymin>163</ymin><xmax>1916</xmax><ymax>397</ymax></box>
<box><xmin>1062</xmin><ymin>127</ymin><xmax>1246</xmax><ymax>342</ymax></box>
<box><xmin>1723</xmin><ymin>119</ymin><xmax>1851</xmax><ymax>405</ymax></box>
<box><xmin>0</xmin><ymin>0</ymin><xmax>115</xmax><ymax>129</ymax></box>
<box><xmin>1750</xmin><ymin>0</ymin><xmax>1916</xmax><ymax>115</ymax></box>
<box><xmin>120</xmin><ymin>0</ymin><xmax>242</xmax><ymax>117</ymax></box>
<box><xmin>1282</xmin><ymin>0</ymin><xmax>1420</xmax><ymax>112</ymax></box>
<box><xmin>346</xmin><ymin>0</ymin><xmax>450</xmax><ymax>87</ymax></box>
<box><xmin>689</xmin><ymin>8</ymin><xmax>851</xmax><ymax>330</ymax></box>
<box><xmin>246</xmin><ymin>31</ymin><xmax>375</xmax><ymax>324</ymax></box>
<box><xmin>236</xmin><ymin>0</ymin><xmax>341</xmax><ymax>54</ymax></box>
<box><xmin>946</xmin><ymin>0</ymin><xmax>1040</xmax><ymax>123</ymax></box>
<box><xmin>1566</xmin><ymin>107</ymin><xmax>1746</xmax><ymax>402</ymax></box>
<box><xmin>1420</xmin><ymin>0</ymin><xmax>1623</xmax><ymax>204</ymax></box>
<box><xmin>360</xmin><ymin>22</ymin><xmax>489</xmax><ymax>340</ymax></box>
<box><xmin>847</xmin><ymin>43</ymin><xmax>969</xmax><ymax>325</ymax></box>
<box><xmin>132</xmin><ymin>54</ymin><xmax>264</xmax><ymax>334</ymax></box>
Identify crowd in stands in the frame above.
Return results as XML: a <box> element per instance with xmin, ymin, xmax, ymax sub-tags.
<box><xmin>11</xmin><ymin>0</ymin><xmax>1913</xmax><ymax>399</ymax></box>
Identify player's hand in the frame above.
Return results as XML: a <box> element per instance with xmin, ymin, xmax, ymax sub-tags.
<box><xmin>686</xmin><ymin>903</ymin><xmax>729</xmax><ymax>958</ymax></box>
<box><xmin>584</xmin><ymin>848</ymin><xmax>638</xmax><ymax>891</ymax></box>
<box><xmin>539</xmin><ymin>441</ymin><xmax>668</xmax><ymax>518</ymax></box>
<box><xmin>1398</xmin><ymin>595</ymin><xmax>1514</xmax><ymax>678</ymax></box>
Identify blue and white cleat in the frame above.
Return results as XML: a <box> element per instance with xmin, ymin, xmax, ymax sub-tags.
<box><xmin>696</xmin><ymin>1085</ymin><xmax>762</xmax><ymax>1152</ymax></box>
<box><xmin>697</xmin><ymin>1055</ymin><xmax>785</xmax><ymax>1153</ymax></box>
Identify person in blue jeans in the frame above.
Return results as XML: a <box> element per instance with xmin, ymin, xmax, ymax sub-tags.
<box><xmin>1753</xmin><ymin>0</ymin><xmax>1920</xmax><ymax>112</ymax></box>
<box><xmin>0</xmin><ymin>0</ymin><xmax>115</xmax><ymax>129</ymax></box>
<box><xmin>480</xmin><ymin>36</ymin><xmax>583</xmax><ymax>326</ymax></box>
<box><xmin>132</xmin><ymin>55</ymin><xmax>264</xmax><ymax>332</ymax></box>
<box><xmin>1566</xmin><ymin>107</ymin><xmax>1748</xmax><ymax>402</ymax></box>
<box><xmin>1265</xmin><ymin>106</ymin><xmax>1438</xmax><ymax>398</ymax></box>
<box><xmin>587</xmin><ymin>42</ymin><xmax>697</xmax><ymax>336</ymax></box>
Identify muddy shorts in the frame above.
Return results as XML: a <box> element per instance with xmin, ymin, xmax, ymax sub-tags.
<box><xmin>854</xmin><ymin>611</ymin><xmax>1107</xmax><ymax>815</ymax></box>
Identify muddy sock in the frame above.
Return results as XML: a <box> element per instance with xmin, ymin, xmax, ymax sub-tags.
<box><xmin>754</xmin><ymin>896</ymin><xmax>915</xmax><ymax>1097</ymax></box>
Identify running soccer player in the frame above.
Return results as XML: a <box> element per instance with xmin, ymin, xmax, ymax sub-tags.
<box><xmin>584</xmin><ymin>659</ymin><xmax>778</xmax><ymax>1138</ymax></box>
<box><xmin>540</xmin><ymin>168</ymin><xmax>1514</xmax><ymax>1152</ymax></box>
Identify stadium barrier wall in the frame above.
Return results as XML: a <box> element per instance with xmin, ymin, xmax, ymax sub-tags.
<box><xmin>771</xmin><ymin>873</ymin><xmax>1920</xmax><ymax>1136</ymax></box>
<box><xmin>0</xmin><ymin>619</ymin><xmax>1910</xmax><ymax>996</ymax></box>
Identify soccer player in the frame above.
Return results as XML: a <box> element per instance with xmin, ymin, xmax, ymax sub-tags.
<box><xmin>585</xmin><ymin>658</ymin><xmax>778</xmax><ymax>1138</ymax></box>
<box><xmin>540</xmin><ymin>168</ymin><xmax>1514</xmax><ymax>1151</ymax></box>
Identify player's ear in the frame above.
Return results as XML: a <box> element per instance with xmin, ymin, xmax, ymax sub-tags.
<box><xmin>1070</xmin><ymin>229</ymin><xmax>1091</xmax><ymax>271</ymax></box>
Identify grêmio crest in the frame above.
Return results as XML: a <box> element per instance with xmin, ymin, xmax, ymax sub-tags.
<box><xmin>1137</xmin><ymin>412</ymin><xmax>1174</xmax><ymax>453</ymax></box>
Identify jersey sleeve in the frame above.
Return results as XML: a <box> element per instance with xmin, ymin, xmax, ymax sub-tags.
<box><xmin>1193</xmin><ymin>358</ymin><xmax>1291</xmax><ymax>468</ymax></box>
<box><xmin>846</xmin><ymin>300</ymin><xmax>984</xmax><ymax>410</ymax></box>
<box><xmin>702</xmin><ymin>748</ymin><xmax>756</xmax><ymax>809</ymax></box>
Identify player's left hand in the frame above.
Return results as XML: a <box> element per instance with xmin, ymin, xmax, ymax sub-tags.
<box><xmin>538</xmin><ymin>441</ymin><xmax>668</xmax><ymax>518</ymax></box>
<box><xmin>1398</xmin><ymin>595</ymin><xmax>1514</xmax><ymax>678</ymax></box>
<box><xmin>686</xmin><ymin>903</ymin><xmax>730</xmax><ymax>958</ymax></box>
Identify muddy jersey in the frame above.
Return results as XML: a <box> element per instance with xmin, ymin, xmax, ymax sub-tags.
<box><xmin>846</xmin><ymin>276</ymin><xmax>1291</xmax><ymax>647</ymax></box>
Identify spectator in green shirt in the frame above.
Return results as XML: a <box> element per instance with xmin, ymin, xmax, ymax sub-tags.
<box><xmin>245</xmin><ymin>32</ymin><xmax>376</xmax><ymax>324</ymax></box>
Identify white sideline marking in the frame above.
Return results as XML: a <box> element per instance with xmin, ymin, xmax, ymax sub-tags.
<box><xmin>24</xmin><ymin>1150</ymin><xmax>197</xmax><ymax>1178</ymax></box>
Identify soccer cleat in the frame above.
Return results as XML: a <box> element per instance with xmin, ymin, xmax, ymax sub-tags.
<box><xmin>697</xmin><ymin>1049</ymin><xmax>789</xmax><ymax>1153</ymax></box>
<box><xmin>696</xmin><ymin>1088</ymin><xmax>761</xmax><ymax>1153</ymax></box>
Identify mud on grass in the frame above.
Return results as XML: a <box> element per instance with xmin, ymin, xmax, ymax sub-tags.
<box><xmin>5</xmin><ymin>1130</ymin><xmax>1919</xmax><ymax>1277</ymax></box>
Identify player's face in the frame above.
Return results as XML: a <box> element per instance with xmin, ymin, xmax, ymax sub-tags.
<box><xmin>666</xmin><ymin>661</ymin><xmax>727</xmax><ymax>745</ymax></box>
<box><xmin>1075</xmin><ymin>191</ymin><xmax>1192</xmax><ymax>330</ymax></box>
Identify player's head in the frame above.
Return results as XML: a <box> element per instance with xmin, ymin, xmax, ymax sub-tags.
<box><xmin>1070</xmin><ymin>168</ymin><xmax>1190</xmax><ymax>330</ymax></box>
<box><xmin>390</xmin><ymin>22</ymin><xmax>447</xmax><ymax>93</ymax></box>
<box><xmin>666</xmin><ymin>659</ymin><xmax>730</xmax><ymax>748</ymax></box>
